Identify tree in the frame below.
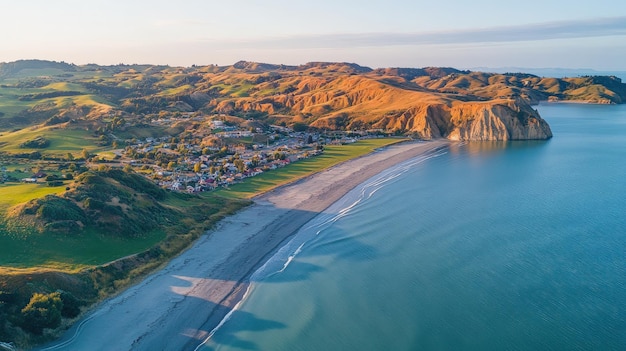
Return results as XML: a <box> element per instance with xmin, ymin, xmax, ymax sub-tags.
<box><xmin>293</xmin><ymin>122</ymin><xmax>308</xmax><ymax>132</ymax></box>
<box><xmin>274</xmin><ymin>151</ymin><xmax>285</xmax><ymax>160</ymax></box>
<box><xmin>59</xmin><ymin>291</ymin><xmax>81</xmax><ymax>318</ymax></box>
<box><xmin>251</xmin><ymin>155</ymin><xmax>260</xmax><ymax>167</ymax></box>
<box><xmin>21</xmin><ymin>292</ymin><xmax>63</xmax><ymax>334</ymax></box>
<box><xmin>193</xmin><ymin>162</ymin><xmax>202</xmax><ymax>173</ymax></box>
<box><xmin>234</xmin><ymin>159</ymin><xmax>245</xmax><ymax>173</ymax></box>
<box><xmin>81</xmin><ymin>148</ymin><xmax>90</xmax><ymax>160</ymax></box>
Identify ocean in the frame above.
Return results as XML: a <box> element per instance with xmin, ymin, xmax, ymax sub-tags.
<box><xmin>200</xmin><ymin>103</ymin><xmax>626</xmax><ymax>351</ymax></box>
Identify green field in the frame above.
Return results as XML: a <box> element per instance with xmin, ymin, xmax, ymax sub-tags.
<box><xmin>0</xmin><ymin>227</ymin><xmax>166</xmax><ymax>271</ymax></box>
<box><xmin>216</xmin><ymin>138</ymin><xmax>407</xmax><ymax>199</ymax></box>
<box><xmin>0</xmin><ymin>86</ymin><xmax>40</xmax><ymax>118</ymax></box>
<box><xmin>0</xmin><ymin>183</ymin><xmax>66</xmax><ymax>210</ymax></box>
<box><xmin>0</xmin><ymin>127</ymin><xmax>101</xmax><ymax>156</ymax></box>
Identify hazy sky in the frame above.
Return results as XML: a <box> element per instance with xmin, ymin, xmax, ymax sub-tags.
<box><xmin>2</xmin><ymin>0</ymin><xmax>626</xmax><ymax>69</ymax></box>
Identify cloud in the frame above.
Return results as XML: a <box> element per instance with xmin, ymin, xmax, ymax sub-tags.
<box><xmin>202</xmin><ymin>16</ymin><xmax>626</xmax><ymax>49</ymax></box>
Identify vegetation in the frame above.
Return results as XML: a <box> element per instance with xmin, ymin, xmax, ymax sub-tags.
<box><xmin>0</xmin><ymin>58</ymin><xmax>624</xmax><ymax>348</ymax></box>
<box><xmin>20</xmin><ymin>292</ymin><xmax>63</xmax><ymax>335</ymax></box>
<box><xmin>0</xmin><ymin>167</ymin><xmax>249</xmax><ymax>347</ymax></box>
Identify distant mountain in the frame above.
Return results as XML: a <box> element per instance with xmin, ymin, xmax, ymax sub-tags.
<box><xmin>471</xmin><ymin>67</ymin><xmax>626</xmax><ymax>81</ymax></box>
<box><xmin>0</xmin><ymin>59</ymin><xmax>76</xmax><ymax>77</ymax></box>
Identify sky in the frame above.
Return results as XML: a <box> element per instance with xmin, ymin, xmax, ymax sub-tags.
<box><xmin>1</xmin><ymin>0</ymin><xmax>626</xmax><ymax>70</ymax></box>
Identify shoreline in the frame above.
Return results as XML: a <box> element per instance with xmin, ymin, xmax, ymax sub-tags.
<box><xmin>39</xmin><ymin>139</ymin><xmax>449</xmax><ymax>351</ymax></box>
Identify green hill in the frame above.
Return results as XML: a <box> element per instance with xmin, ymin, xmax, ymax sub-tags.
<box><xmin>0</xmin><ymin>168</ymin><xmax>248</xmax><ymax>346</ymax></box>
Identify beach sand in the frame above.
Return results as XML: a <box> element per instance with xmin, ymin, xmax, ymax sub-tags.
<box><xmin>40</xmin><ymin>139</ymin><xmax>449</xmax><ymax>351</ymax></box>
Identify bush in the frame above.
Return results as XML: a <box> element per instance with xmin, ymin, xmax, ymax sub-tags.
<box><xmin>20</xmin><ymin>292</ymin><xmax>63</xmax><ymax>334</ymax></box>
<box><xmin>19</xmin><ymin>136</ymin><xmax>50</xmax><ymax>149</ymax></box>
<box><xmin>59</xmin><ymin>291</ymin><xmax>81</xmax><ymax>318</ymax></box>
<box><xmin>35</xmin><ymin>195</ymin><xmax>86</xmax><ymax>222</ymax></box>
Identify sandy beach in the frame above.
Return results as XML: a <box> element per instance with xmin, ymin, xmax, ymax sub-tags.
<box><xmin>39</xmin><ymin>139</ymin><xmax>449</xmax><ymax>351</ymax></box>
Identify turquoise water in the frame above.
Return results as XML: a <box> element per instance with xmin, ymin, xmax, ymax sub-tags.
<box><xmin>202</xmin><ymin>103</ymin><xmax>626</xmax><ymax>351</ymax></box>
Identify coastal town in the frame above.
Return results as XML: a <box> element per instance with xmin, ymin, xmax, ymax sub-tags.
<box><xmin>3</xmin><ymin>113</ymin><xmax>388</xmax><ymax>194</ymax></box>
<box><xmin>118</xmin><ymin>115</ymin><xmax>386</xmax><ymax>192</ymax></box>
<box><xmin>120</xmin><ymin>117</ymin><xmax>326</xmax><ymax>192</ymax></box>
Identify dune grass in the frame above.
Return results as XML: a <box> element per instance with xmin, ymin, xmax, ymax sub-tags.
<box><xmin>215</xmin><ymin>138</ymin><xmax>407</xmax><ymax>199</ymax></box>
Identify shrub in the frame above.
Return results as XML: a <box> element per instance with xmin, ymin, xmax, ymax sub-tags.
<box><xmin>19</xmin><ymin>136</ymin><xmax>50</xmax><ymax>149</ymax></box>
<box><xmin>35</xmin><ymin>195</ymin><xmax>86</xmax><ymax>222</ymax></box>
<box><xmin>59</xmin><ymin>291</ymin><xmax>81</xmax><ymax>318</ymax></box>
<box><xmin>20</xmin><ymin>292</ymin><xmax>63</xmax><ymax>334</ymax></box>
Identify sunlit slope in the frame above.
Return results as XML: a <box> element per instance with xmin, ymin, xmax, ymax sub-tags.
<box><xmin>2</xmin><ymin>59</ymin><xmax>625</xmax><ymax>140</ymax></box>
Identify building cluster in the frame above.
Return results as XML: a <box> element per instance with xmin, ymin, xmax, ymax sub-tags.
<box><xmin>118</xmin><ymin>118</ymin><xmax>341</xmax><ymax>193</ymax></box>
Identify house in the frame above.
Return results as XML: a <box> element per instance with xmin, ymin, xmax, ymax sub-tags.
<box><xmin>22</xmin><ymin>178</ymin><xmax>38</xmax><ymax>183</ymax></box>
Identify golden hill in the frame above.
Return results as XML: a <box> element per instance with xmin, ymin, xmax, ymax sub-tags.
<box><xmin>195</xmin><ymin>62</ymin><xmax>554</xmax><ymax>140</ymax></box>
<box><xmin>3</xmin><ymin>60</ymin><xmax>626</xmax><ymax>140</ymax></box>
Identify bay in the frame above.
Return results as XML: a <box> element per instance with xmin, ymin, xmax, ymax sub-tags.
<box><xmin>202</xmin><ymin>103</ymin><xmax>626</xmax><ymax>351</ymax></box>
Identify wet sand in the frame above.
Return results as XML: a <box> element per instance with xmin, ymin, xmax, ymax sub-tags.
<box><xmin>39</xmin><ymin>139</ymin><xmax>448</xmax><ymax>351</ymax></box>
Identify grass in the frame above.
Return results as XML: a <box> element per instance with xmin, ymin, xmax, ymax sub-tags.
<box><xmin>0</xmin><ymin>183</ymin><xmax>66</xmax><ymax>210</ymax></box>
<box><xmin>157</xmin><ymin>84</ymin><xmax>193</xmax><ymax>96</ymax></box>
<box><xmin>41</xmin><ymin>82</ymin><xmax>86</xmax><ymax>92</ymax></box>
<box><xmin>216</xmin><ymin>138</ymin><xmax>407</xmax><ymax>199</ymax></box>
<box><xmin>0</xmin><ymin>227</ymin><xmax>166</xmax><ymax>271</ymax></box>
<box><xmin>0</xmin><ymin>127</ymin><xmax>101</xmax><ymax>156</ymax></box>
<box><xmin>0</xmin><ymin>86</ymin><xmax>40</xmax><ymax>120</ymax></box>
<box><xmin>8</xmin><ymin>68</ymin><xmax>70</xmax><ymax>78</ymax></box>
<box><xmin>0</xmin><ymin>180</ymin><xmax>247</xmax><ymax>272</ymax></box>
<box><xmin>213</xmin><ymin>83</ymin><xmax>255</xmax><ymax>97</ymax></box>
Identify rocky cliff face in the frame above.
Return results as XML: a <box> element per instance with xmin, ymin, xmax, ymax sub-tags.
<box><xmin>311</xmin><ymin>99</ymin><xmax>552</xmax><ymax>141</ymax></box>
<box><xmin>446</xmin><ymin>100</ymin><xmax>552</xmax><ymax>141</ymax></box>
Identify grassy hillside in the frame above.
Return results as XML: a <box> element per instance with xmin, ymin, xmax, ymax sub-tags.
<box><xmin>0</xmin><ymin>127</ymin><xmax>100</xmax><ymax>157</ymax></box>
<box><xmin>0</xmin><ymin>168</ymin><xmax>249</xmax><ymax>346</ymax></box>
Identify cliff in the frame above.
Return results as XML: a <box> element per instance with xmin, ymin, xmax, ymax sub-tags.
<box><xmin>308</xmin><ymin>98</ymin><xmax>552</xmax><ymax>141</ymax></box>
